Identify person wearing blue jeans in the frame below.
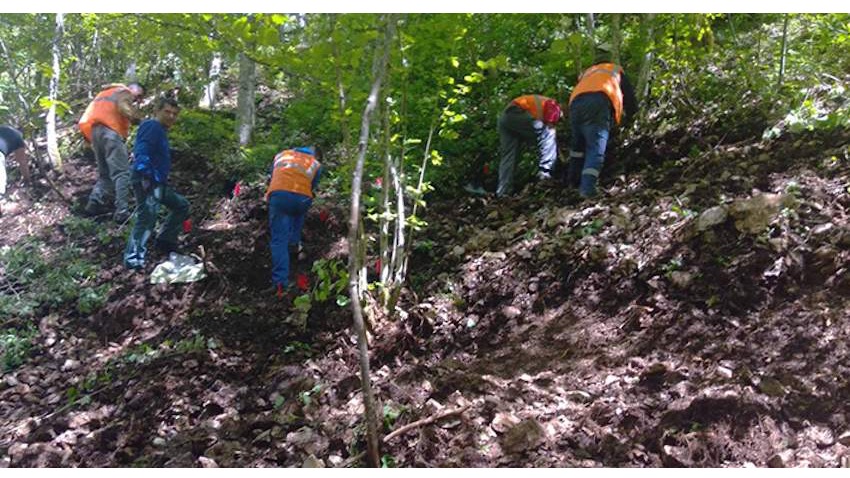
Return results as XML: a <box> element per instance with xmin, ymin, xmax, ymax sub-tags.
<box><xmin>266</xmin><ymin>147</ymin><xmax>322</xmax><ymax>298</ymax></box>
<box><xmin>567</xmin><ymin>46</ymin><xmax>638</xmax><ymax>198</ymax></box>
<box><xmin>568</xmin><ymin>93</ymin><xmax>612</xmax><ymax>197</ymax></box>
<box><xmin>124</xmin><ymin>97</ymin><xmax>187</xmax><ymax>270</ymax></box>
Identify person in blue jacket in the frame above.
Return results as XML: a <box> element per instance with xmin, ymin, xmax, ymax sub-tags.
<box><xmin>124</xmin><ymin>97</ymin><xmax>188</xmax><ymax>270</ymax></box>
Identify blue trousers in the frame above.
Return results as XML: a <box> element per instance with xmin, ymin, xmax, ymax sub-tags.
<box><xmin>269</xmin><ymin>191</ymin><xmax>312</xmax><ymax>287</ymax></box>
<box><xmin>569</xmin><ymin>93</ymin><xmax>612</xmax><ymax>198</ymax></box>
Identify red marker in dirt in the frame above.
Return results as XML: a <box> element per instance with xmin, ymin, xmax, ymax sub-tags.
<box><xmin>182</xmin><ymin>219</ymin><xmax>192</xmax><ymax>233</ymax></box>
<box><xmin>374</xmin><ymin>177</ymin><xmax>383</xmax><ymax>188</ymax></box>
<box><xmin>319</xmin><ymin>209</ymin><xmax>329</xmax><ymax>223</ymax></box>
<box><xmin>375</xmin><ymin>258</ymin><xmax>382</xmax><ymax>276</ymax></box>
<box><xmin>483</xmin><ymin>164</ymin><xmax>490</xmax><ymax>175</ymax></box>
<box><xmin>296</xmin><ymin>273</ymin><xmax>309</xmax><ymax>292</ymax></box>
<box><xmin>232</xmin><ymin>181</ymin><xmax>242</xmax><ymax>197</ymax></box>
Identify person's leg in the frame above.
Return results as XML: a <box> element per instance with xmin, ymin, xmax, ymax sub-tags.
<box><xmin>0</xmin><ymin>152</ymin><xmax>6</xmax><ymax>196</ymax></box>
<box><xmin>12</xmin><ymin>147</ymin><xmax>30</xmax><ymax>184</ymax></box>
<box><xmin>101</xmin><ymin>128</ymin><xmax>131</xmax><ymax>222</ymax></box>
<box><xmin>124</xmin><ymin>178</ymin><xmax>160</xmax><ymax>269</ymax></box>
<box><xmin>497</xmin><ymin>108</ymin><xmax>536</xmax><ymax>196</ymax></box>
<box><xmin>579</xmin><ymin>122</ymin><xmax>610</xmax><ymax>198</ymax></box>
<box><xmin>535</xmin><ymin>124</ymin><xmax>557</xmax><ymax>178</ymax></box>
<box><xmin>155</xmin><ymin>186</ymin><xmax>190</xmax><ymax>251</ymax></box>
<box><xmin>568</xmin><ymin>102</ymin><xmax>587</xmax><ymax>189</ymax></box>
<box><xmin>86</xmin><ymin>126</ymin><xmax>114</xmax><ymax>213</ymax></box>
<box><xmin>269</xmin><ymin>194</ymin><xmax>293</xmax><ymax>288</ymax></box>
<box><xmin>286</xmin><ymin>194</ymin><xmax>313</xmax><ymax>246</ymax></box>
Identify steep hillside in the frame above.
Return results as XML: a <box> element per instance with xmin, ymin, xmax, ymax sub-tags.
<box><xmin>1</xmin><ymin>126</ymin><xmax>849</xmax><ymax>467</ymax></box>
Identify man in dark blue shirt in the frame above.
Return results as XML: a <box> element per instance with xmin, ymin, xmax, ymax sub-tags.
<box><xmin>124</xmin><ymin>97</ymin><xmax>189</xmax><ymax>270</ymax></box>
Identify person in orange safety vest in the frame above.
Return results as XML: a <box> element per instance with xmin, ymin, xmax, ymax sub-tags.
<box><xmin>567</xmin><ymin>45</ymin><xmax>638</xmax><ymax>198</ymax></box>
<box><xmin>265</xmin><ymin>146</ymin><xmax>323</xmax><ymax>298</ymax></box>
<box><xmin>79</xmin><ymin>82</ymin><xmax>144</xmax><ymax>222</ymax></box>
<box><xmin>495</xmin><ymin>94</ymin><xmax>563</xmax><ymax>197</ymax></box>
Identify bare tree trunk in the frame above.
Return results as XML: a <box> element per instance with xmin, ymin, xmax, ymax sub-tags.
<box><xmin>586</xmin><ymin>13</ymin><xmax>595</xmax><ymax>42</ymax></box>
<box><xmin>329</xmin><ymin>15</ymin><xmax>351</xmax><ymax>149</ymax></box>
<box><xmin>236</xmin><ymin>52</ymin><xmax>256</xmax><ymax>145</ymax></box>
<box><xmin>346</xmin><ymin>14</ymin><xmax>396</xmax><ymax>468</ymax></box>
<box><xmin>125</xmin><ymin>60</ymin><xmax>137</xmax><ymax>83</ymax></box>
<box><xmin>778</xmin><ymin>14</ymin><xmax>790</xmax><ymax>88</ymax></box>
<box><xmin>611</xmin><ymin>13</ymin><xmax>622</xmax><ymax>64</ymax></box>
<box><xmin>400</xmin><ymin>122</ymin><xmax>435</xmax><ymax>281</ymax></box>
<box><xmin>636</xmin><ymin>13</ymin><xmax>657</xmax><ymax>104</ymax></box>
<box><xmin>91</xmin><ymin>28</ymin><xmax>100</xmax><ymax>93</ymax></box>
<box><xmin>574</xmin><ymin>14</ymin><xmax>584</xmax><ymax>77</ymax></box>
<box><xmin>379</xmin><ymin>101</ymin><xmax>392</xmax><ymax>289</ymax></box>
<box><xmin>46</xmin><ymin>13</ymin><xmax>64</xmax><ymax>169</ymax></box>
<box><xmin>199</xmin><ymin>53</ymin><xmax>222</xmax><ymax>109</ymax></box>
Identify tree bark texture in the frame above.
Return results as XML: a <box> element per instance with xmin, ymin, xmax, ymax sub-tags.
<box><xmin>346</xmin><ymin>13</ymin><xmax>397</xmax><ymax>468</ymax></box>
<box><xmin>199</xmin><ymin>53</ymin><xmax>222</xmax><ymax>109</ymax></box>
<box><xmin>611</xmin><ymin>13</ymin><xmax>622</xmax><ymax>65</ymax></box>
<box><xmin>236</xmin><ymin>52</ymin><xmax>257</xmax><ymax>146</ymax></box>
<box><xmin>778</xmin><ymin>14</ymin><xmax>790</xmax><ymax>88</ymax></box>
<box><xmin>636</xmin><ymin>13</ymin><xmax>657</xmax><ymax>104</ymax></box>
<box><xmin>46</xmin><ymin>13</ymin><xmax>64</xmax><ymax>169</ymax></box>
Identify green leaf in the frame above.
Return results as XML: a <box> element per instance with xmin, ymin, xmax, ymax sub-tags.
<box><xmin>336</xmin><ymin>295</ymin><xmax>350</xmax><ymax>307</ymax></box>
<box><xmin>293</xmin><ymin>294</ymin><xmax>312</xmax><ymax>312</ymax></box>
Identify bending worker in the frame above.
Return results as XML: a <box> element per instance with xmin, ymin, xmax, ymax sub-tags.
<box><xmin>0</xmin><ymin>125</ymin><xmax>31</xmax><ymax>198</ymax></box>
<box><xmin>78</xmin><ymin>82</ymin><xmax>144</xmax><ymax>222</ymax></box>
<box><xmin>265</xmin><ymin>146</ymin><xmax>322</xmax><ymax>299</ymax></box>
<box><xmin>567</xmin><ymin>46</ymin><xmax>638</xmax><ymax>198</ymax></box>
<box><xmin>496</xmin><ymin>94</ymin><xmax>562</xmax><ymax>197</ymax></box>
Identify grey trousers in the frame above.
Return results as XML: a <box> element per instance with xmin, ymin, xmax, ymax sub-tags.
<box><xmin>497</xmin><ymin>105</ymin><xmax>557</xmax><ymax>196</ymax></box>
<box><xmin>86</xmin><ymin>124</ymin><xmax>130</xmax><ymax>218</ymax></box>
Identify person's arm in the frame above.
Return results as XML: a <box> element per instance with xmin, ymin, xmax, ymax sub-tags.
<box><xmin>311</xmin><ymin>166</ymin><xmax>323</xmax><ymax>192</ymax></box>
<box><xmin>133</xmin><ymin>122</ymin><xmax>161</xmax><ymax>184</ymax></box>
<box><xmin>620</xmin><ymin>71</ymin><xmax>639</xmax><ymax>121</ymax></box>
<box><xmin>116</xmin><ymin>91</ymin><xmax>142</xmax><ymax>123</ymax></box>
<box><xmin>12</xmin><ymin>146</ymin><xmax>31</xmax><ymax>183</ymax></box>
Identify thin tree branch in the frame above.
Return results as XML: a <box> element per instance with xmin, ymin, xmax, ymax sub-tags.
<box><xmin>383</xmin><ymin>405</ymin><xmax>470</xmax><ymax>443</ymax></box>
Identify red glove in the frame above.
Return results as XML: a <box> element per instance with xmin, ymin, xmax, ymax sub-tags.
<box><xmin>296</xmin><ymin>273</ymin><xmax>309</xmax><ymax>292</ymax></box>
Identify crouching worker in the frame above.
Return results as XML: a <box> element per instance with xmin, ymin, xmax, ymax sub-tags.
<box><xmin>0</xmin><ymin>125</ymin><xmax>32</xmax><ymax>197</ymax></box>
<box><xmin>497</xmin><ymin>94</ymin><xmax>562</xmax><ymax>197</ymax></box>
<box><xmin>265</xmin><ymin>146</ymin><xmax>322</xmax><ymax>298</ymax></box>
<box><xmin>124</xmin><ymin>97</ymin><xmax>188</xmax><ymax>270</ymax></box>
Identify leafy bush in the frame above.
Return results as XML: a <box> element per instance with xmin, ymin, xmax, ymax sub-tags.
<box><xmin>169</xmin><ymin>109</ymin><xmax>237</xmax><ymax>157</ymax></box>
<box><xmin>311</xmin><ymin>259</ymin><xmax>349</xmax><ymax>305</ymax></box>
<box><xmin>61</xmin><ymin>215</ymin><xmax>98</xmax><ymax>239</ymax></box>
<box><xmin>763</xmin><ymin>83</ymin><xmax>850</xmax><ymax>139</ymax></box>
<box><xmin>1</xmin><ymin>326</ymin><xmax>36</xmax><ymax>372</ymax></box>
<box><xmin>0</xmin><ymin>241</ymin><xmax>105</xmax><ymax>318</ymax></box>
<box><xmin>77</xmin><ymin>284</ymin><xmax>111</xmax><ymax>315</ymax></box>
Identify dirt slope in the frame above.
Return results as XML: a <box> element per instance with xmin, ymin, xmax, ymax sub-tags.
<box><xmin>2</xmin><ymin>128</ymin><xmax>850</xmax><ymax>467</ymax></box>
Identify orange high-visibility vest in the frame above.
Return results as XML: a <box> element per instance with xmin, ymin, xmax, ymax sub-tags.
<box><xmin>569</xmin><ymin>63</ymin><xmax>625</xmax><ymax>125</ymax></box>
<box><xmin>266</xmin><ymin>150</ymin><xmax>321</xmax><ymax>200</ymax></box>
<box><xmin>510</xmin><ymin>94</ymin><xmax>555</xmax><ymax>121</ymax></box>
<box><xmin>78</xmin><ymin>85</ymin><xmax>133</xmax><ymax>142</ymax></box>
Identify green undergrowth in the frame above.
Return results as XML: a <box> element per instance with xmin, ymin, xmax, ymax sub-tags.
<box><xmin>0</xmin><ymin>239</ymin><xmax>110</xmax><ymax>321</ymax></box>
